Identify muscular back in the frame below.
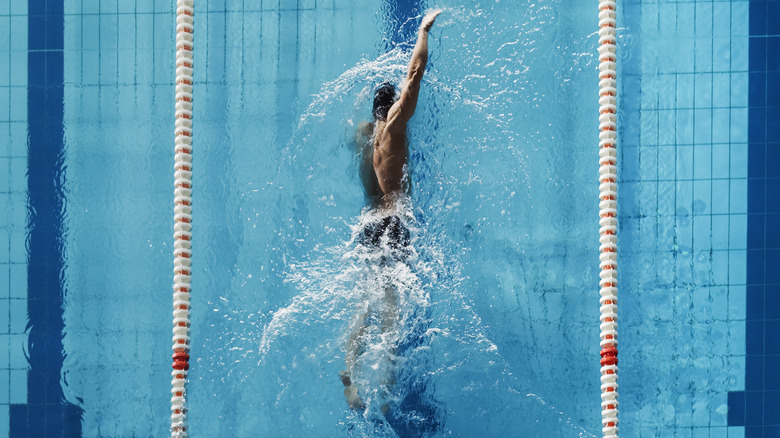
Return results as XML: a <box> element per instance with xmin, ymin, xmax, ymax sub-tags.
<box><xmin>372</xmin><ymin>119</ymin><xmax>409</xmax><ymax>202</ymax></box>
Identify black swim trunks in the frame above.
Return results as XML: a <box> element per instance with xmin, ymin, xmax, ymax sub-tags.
<box><xmin>358</xmin><ymin>215</ymin><xmax>411</xmax><ymax>249</ymax></box>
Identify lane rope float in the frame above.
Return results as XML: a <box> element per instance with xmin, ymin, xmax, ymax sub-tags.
<box><xmin>172</xmin><ymin>0</ymin><xmax>194</xmax><ymax>436</ymax></box>
<box><xmin>597</xmin><ymin>0</ymin><xmax>619</xmax><ymax>436</ymax></box>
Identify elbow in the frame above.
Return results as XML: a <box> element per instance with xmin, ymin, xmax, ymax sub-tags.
<box><xmin>408</xmin><ymin>61</ymin><xmax>425</xmax><ymax>82</ymax></box>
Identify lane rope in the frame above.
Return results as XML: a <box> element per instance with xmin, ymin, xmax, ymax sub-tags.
<box><xmin>597</xmin><ymin>0</ymin><xmax>619</xmax><ymax>436</ymax></box>
<box><xmin>172</xmin><ymin>0</ymin><xmax>194</xmax><ymax>436</ymax></box>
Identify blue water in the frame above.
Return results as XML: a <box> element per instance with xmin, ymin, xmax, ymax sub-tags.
<box><xmin>1</xmin><ymin>0</ymin><xmax>775</xmax><ymax>437</ymax></box>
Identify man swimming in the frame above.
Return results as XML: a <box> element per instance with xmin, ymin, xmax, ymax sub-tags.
<box><xmin>341</xmin><ymin>9</ymin><xmax>442</xmax><ymax>412</ymax></box>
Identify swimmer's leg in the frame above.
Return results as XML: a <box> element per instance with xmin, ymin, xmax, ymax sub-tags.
<box><xmin>342</xmin><ymin>308</ymin><xmax>368</xmax><ymax>410</ymax></box>
<box><xmin>379</xmin><ymin>284</ymin><xmax>400</xmax><ymax>415</ymax></box>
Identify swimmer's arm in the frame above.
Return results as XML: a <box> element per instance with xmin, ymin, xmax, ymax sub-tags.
<box><xmin>354</xmin><ymin>121</ymin><xmax>373</xmax><ymax>148</ymax></box>
<box><xmin>354</xmin><ymin>121</ymin><xmax>381</xmax><ymax>205</ymax></box>
<box><xmin>386</xmin><ymin>10</ymin><xmax>442</xmax><ymax>130</ymax></box>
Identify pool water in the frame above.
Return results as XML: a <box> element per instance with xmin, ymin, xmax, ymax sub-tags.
<box><xmin>0</xmin><ymin>0</ymin><xmax>776</xmax><ymax>437</ymax></box>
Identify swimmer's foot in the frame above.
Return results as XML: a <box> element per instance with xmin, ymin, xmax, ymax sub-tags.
<box><xmin>344</xmin><ymin>385</ymin><xmax>366</xmax><ymax>411</ymax></box>
<box><xmin>339</xmin><ymin>370</ymin><xmax>352</xmax><ymax>387</ymax></box>
<box><xmin>340</xmin><ymin>370</ymin><xmax>366</xmax><ymax>411</ymax></box>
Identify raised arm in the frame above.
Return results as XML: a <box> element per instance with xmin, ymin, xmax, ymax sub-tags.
<box><xmin>386</xmin><ymin>10</ymin><xmax>441</xmax><ymax>129</ymax></box>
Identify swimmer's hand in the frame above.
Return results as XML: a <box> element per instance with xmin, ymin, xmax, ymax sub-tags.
<box><xmin>420</xmin><ymin>10</ymin><xmax>442</xmax><ymax>33</ymax></box>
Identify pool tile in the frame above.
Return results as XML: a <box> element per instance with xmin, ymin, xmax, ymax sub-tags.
<box><xmin>714</xmin><ymin>72</ymin><xmax>730</xmax><ymax>107</ymax></box>
<box><xmin>678</xmin><ymin>147</ymin><xmax>695</xmax><ymax>179</ymax></box>
<box><xmin>768</xmin><ymin>72</ymin><xmax>780</xmax><ymax>104</ymax></box>
<box><xmin>100</xmin><ymin>1</ymin><xmax>116</xmax><ymax>14</ymax></box>
<box><xmin>767</xmin><ymin>3</ymin><xmax>780</xmax><ymax>36</ymax></box>
<box><xmin>714</xmin><ymin>144</ymin><xmax>731</xmax><ymax>178</ymax></box>
<box><xmin>731</xmin><ymin>144</ymin><xmax>749</xmax><ymax>178</ymax></box>
<box><xmin>746</xmin><ymin>320</ymin><xmax>765</xmax><ymax>357</ymax></box>
<box><xmin>694</xmin><ymin>144</ymin><xmax>713</xmax><ymax>180</ymax></box>
<box><xmin>749</xmin><ymin>1</ymin><xmax>767</xmax><ymax>36</ymax></box>
<box><xmin>714</xmin><ymin>2</ymin><xmax>730</xmax><ymax>36</ymax></box>
<box><xmin>623</xmin><ymin>149</ymin><xmax>639</xmax><ymax>181</ymax></box>
<box><xmin>766</xmin><ymin>144</ymin><xmax>780</xmax><ymax>179</ymax></box>
<box><xmin>747</xmin><ymin>285</ymin><xmax>764</xmax><ymax>320</ymax></box>
<box><xmin>10</xmin><ymin>16</ymin><xmax>26</xmax><ymax>51</ymax></box>
<box><xmin>713</xmin><ymin>180</ymin><xmax>730</xmax><ymax>214</ymax></box>
<box><xmin>678</xmin><ymin>109</ymin><xmax>695</xmax><ymax>144</ymax></box>
<box><xmin>765</xmin><ymin>356</ymin><xmax>780</xmax><ymax>390</ymax></box>
<box><xmin>9</xmin><ymin>333</ymin><xmax>26</xmax><ymax>370</ymax></box>
<box><xmin>730</xmin><ymin>214</ymin><xmax>748</xmax><ymax>249</ymax></box>
<box><xmin>0</xmin><ymin>89</ymin><xmax>9</xmax><ymax>123</ymax></box>
<box><xmin>9</xmin><ymin>369</ymin><xmax>25</xmax><ymax>404</ymax></box>
<box><xmin>731</xmin><ymin>179</ymin><xmax>748</xmax><ymax>214</ymax></box>
<box><xmin>678</xmin><ymin>75</ymin><xmax>695</xmax><ymax>108</ymax></box>
<box><xmin>749</xmin><ymin>36</ymin><xmax>767</xmax><ymax>72</ymax></box>
<box><xmin>9</xmin><ymin>300</ymin><xmax>25</xmax><ymax>334</ymax></box>
<box><xmin>748</xmin><ymin>178</ymin><xmax>766</xmax><ymax>212</ymax></box>
<box><xmin>709</xmin><ymin>214</ymin><xmax>727</xmax><ymax>247</ymax></box>
<box><xmin>767</xmin><ymin>214</ymin><xmax>780</xmax><ymax>248</ymax></box>
<box><xmin>695</xmin><ymin>74</ymin><xmax>714</xmax><ymax>108</ymax></box>
<box><xmin>81</xmin><ymin>0</ymin><xmax>100</xmax><ymax>15</ymax></box>
<box><xmin>0</xmin><ymin>370</ymin><xmax>8</xmax><ymax>404</ymax></box>
<box><xmin>766</xmin><ymin>426</ymin><xmax>780</xmax><ymax>435</ymax></box>
<box><xmin>729</xmin><ymin>391</ymin><xmax>746</xmax><ymax>426</ymax></box>
<box><xmin>745</xmin><ymin>391</ymin><xmax>764</xmax><ymax>426</ymax></box>
<box><xmin>765</xmin><ymin>392</ymin><xmax>780</xmax><ymax>425</ymax></box>
<box><xmin>0</xmin><ymin>265</ymin><xmax>8</xmax><ymax>300</ymax></box>
<box><xmin>697</xmin><ymin>48</ymin><xmax>714</xmax><ymax>75</ymax></box>
<box><xmin>136</xmin><ymin>0</ymin><xmax>154</xmax><ymax>13</ymax></box>
<box><xmin>767</xmin><ymin>37</ymin><xmax>780</xmax><ymax>71</ymax></box>
<box><xmin>713</xmin><ymin>109</ymin><xmax>731</xmax><ymax>144</ymax></box>
<box><xmin>9</xmin><ymin>231</ymin><xmax>25</xmax><ymax>264</ymax></box>
<box><xmin>766</xmin><ymin>107</ymin><xmax>780</xmax><ymax>143</ymax></box>
<box><xmin>0</xmin><ymin>299</ymin><xmax>8</xmax><ymax>333</ymax></box>
<box><xmin>732</xmin><ymin>1</ymin><xmax>749</xmax><ymax>36</ymax></box>
<box><xmin>696</xmin><ymin>2</ymin><xmax>713</xmax><ymax>37</ymax></box>
<box><xmin>729</xmin><ymin>426</ymin><xmax>746</xmax><ymax>437</ymax></box>
<box><xmin>728</xmin><ymin>292</ymin><xmax>747</xmax><ymax>329</ymax></box>
<box><xmin>660</xmin><ymin>111</ymin><xmax>676</xmax><ymax>145</ymax></box>
<box><xmin>766</xmin><ymin>321</ymin><xmax>780</xmax><ymax>355</ymax></box>
<box><xmin>711</xmin><ymin>427</ymin><xmax>729</xmax><ymax>438</ymax></box>
<box><xmin>714</xmin><ymin>250</ymin><xmax>730</xmax><ymax>285</ymax></box>
<box><xmin>7</xmin><ymin>263</ymin><xmax>23</xmax><ymax>301</ymax></box>
<box><xmin>695</xmin><ymin>108</ymin><xmax>713</xmax><ymax>144</ymax></box>
<box><xmin>730</xmin><ymin>250</ymin><xmax>747</xmax><ymax>284</ymax></box>
<box><xmin>747</xmin><ymin>250</ymin><xmax>766</xmax><ymax>285</ymax></box>
<box><xmin>682</xmin><ymin>39</ymin><xmax>696</xmax><ymax>72</ymax></box>
<box><xmin>26</xmin><ymin>0</ymin><xmax>42</xmax><ymax>17</ymax></box>
<box><xmin>99</xmin><ymin>14</ymin><xmax>118</xmax><ymax>51</ymax></box>
<box><xmin>9</xmin><ymin>52</ymin><xmax>25</xmax><ymax>87</ymax></box>
<box><xmin>748</xmin><ymin>74</ymin><xmax>766</xmax><ymax>110</ymax></box>
<box><xmin>767</xmin><ymin>183</ymin><xmax>780</xmax><ymax>213</ymax></box>
<box><xmin>732</xmin><ymin>37</ymin><xmax>750</xmax><ymax>73</ymax></box>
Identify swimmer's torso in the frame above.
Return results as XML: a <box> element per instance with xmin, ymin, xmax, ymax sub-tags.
<box><xmin>372</xmin><ymin>119</ymin><xmax>409</xmax><ymax>205</ymax></box>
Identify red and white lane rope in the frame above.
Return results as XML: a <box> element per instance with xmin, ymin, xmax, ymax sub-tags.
<box><xmin>597</xmin><ymin>0</ymin><xmax>619</xmax><ymax>436</ymax></box>
<box><xmin>172</xmin><ymin>0</ymin><xmax>194</xmax><ymax>436</ymax></box>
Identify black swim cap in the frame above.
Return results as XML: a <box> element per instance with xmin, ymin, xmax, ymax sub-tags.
<box><xmin>373</xmin><ymin>82</ymin><xmax>396</xmax><ymax>120</ymax></box>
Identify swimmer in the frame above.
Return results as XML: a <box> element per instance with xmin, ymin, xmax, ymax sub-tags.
<box><xmin>355</xmin><ymin>9</ymin><xmax>441</xmax><ymax>210</ymax></box>
<box><xmin>342</xmin><ymin>9</ymin><xmax>442</xmax><ymax>412</ymax></box>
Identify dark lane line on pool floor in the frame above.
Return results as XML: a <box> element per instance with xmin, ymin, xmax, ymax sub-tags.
<box><xmin>10</xmin><ymin>0</ymin><xmax>83</xmax><ymax>436</ymax></box>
